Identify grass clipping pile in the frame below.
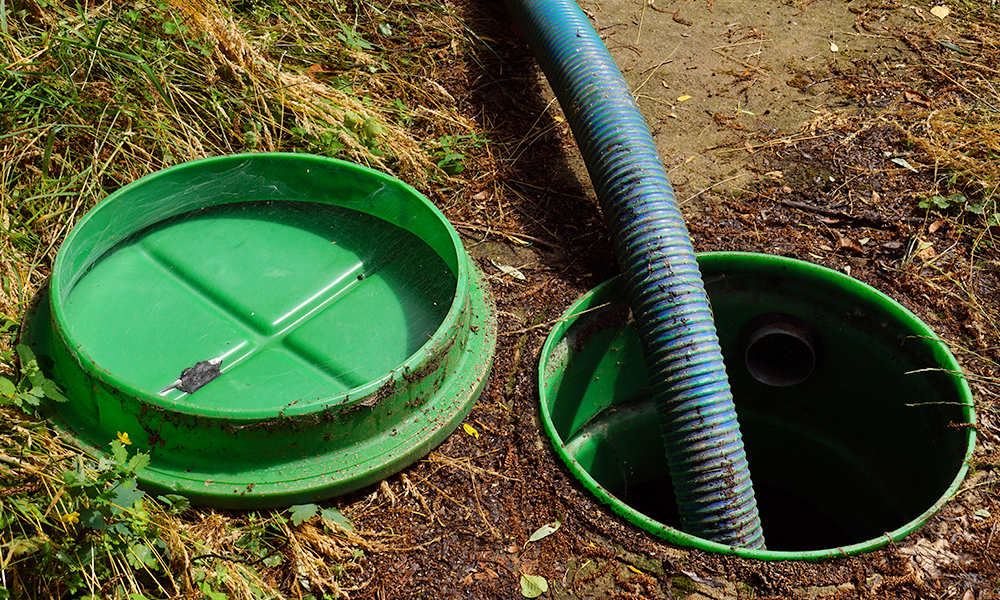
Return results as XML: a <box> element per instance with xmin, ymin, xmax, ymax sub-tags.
<box><xmin>2</xmin><ymin>0</ymin><xmax>1000</xmax><ymax>598</ymax></box>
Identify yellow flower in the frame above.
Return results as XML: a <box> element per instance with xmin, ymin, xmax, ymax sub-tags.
<box><xmin>61</xmin><ymin>511</ymin><xmax>80</xmax><ymax>524</ymax></box>
<box><xmin>116</xmin><ymin>431</ymin><xmax>132</xmax><ymax>445</ymax></box>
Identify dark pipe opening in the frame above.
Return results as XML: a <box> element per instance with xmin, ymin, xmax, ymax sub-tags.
<box><xmin>742</xmin><ymin>315</ymin><xmax>818</xmax><ymax>387</ymax></box>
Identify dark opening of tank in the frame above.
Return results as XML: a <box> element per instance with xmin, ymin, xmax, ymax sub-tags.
<box><xmin>542</xmin><ymin>254</ymin><xmax>974</xmax><ymax>557</ymax></box>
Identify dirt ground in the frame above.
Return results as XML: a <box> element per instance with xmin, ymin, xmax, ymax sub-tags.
<box><xmin>338</xmin><ymin>0</ymin><xmax>1000</xmax><ymax>598</ymax></box>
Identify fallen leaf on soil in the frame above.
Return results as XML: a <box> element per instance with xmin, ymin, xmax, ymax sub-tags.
<box><xmin>914</xmin><ymin>239</ymin><xmax>936</xmax><ymax>261</ymax></box>
<box><xmin>764</xmin><ymin>170</ymin><xmax>784</xmax><ymax>180</ymax></box>
<box><xmin>841</xmin><ymin>238</ymin><xmax>864</xmax><ymax>252</ymax></box>
<box><xmin>520</xmin><ymin>573</ymin><xmax>548</xmax><ymax>598</ymax></box>
<box><xmin>472</xmin><ymin>190</ymin><xmax>489</xmax><ymax>201</ymax></box>
<box><xmin>490</xmin><ymin>258</ymin><xmax>526</xmax><ymax>280</ymax></box>
<box><xmin>937</xmin><ymin>40</ymin><xmax>971</xmax><ymax>55</ymax></box>
<box><xmin>306</xmin><ymin>63</ymin><xmax>328</xmax><ymax>77</ymax></box>
<box><xmin>891</xmin><ymin>157</ymin><xmax>919</xmax><ymax>172</ymax></box>
<box><xmin>833</xmin><ymin>230</ymin><xmax>864</xmax><ymax>252</ymax></box>
<box><xmin>929</xmin><ymin>218</ymin><xmax>948</xmax><ymax>234</ymax></box>
<box><xmin>679</xmin><ymin>569</ymin><xmax>726</xmax><ymax>588</ymax></box>
<box><xmin>898</xmin><ymin>538</ymin><xmax>969</xmax><ymax>581</ymax></box>
<box><xmin>463</xmin><ymin>423</ymin><xmax>479</xmax><ymax>439</ymax></box>
<box><xmin>527</xmin><ymin>519</ymin><xmax>562</xmax><ymax>543</ymax></box>
<box><xmin>677</xmin><ymin>94</ymin><xmax>692</xmax><ymax>102</ymax></box>
<box><xmin>931</xmin><ymin>5</ymin><xmax>951</xmax><ymax>19</ymax></box>
<box><xmin>904</xmin><ymin>89</ymin><xmax>932</xmax><ymax>107</ymax></box>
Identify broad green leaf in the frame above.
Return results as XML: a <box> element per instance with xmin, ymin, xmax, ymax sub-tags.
<box><xmin>0</xmin><ymin>376</ymin><xmax>15</xmax><ymax>397</ymax></box>
<box><xmin>520</xmin><ymin>574</ymin><xmax>548</xmax><ymax>598</ymax></box>
<box><xmin>157</xmin><ymin>493</ymin><xmax>191</xmax><ymax>514</ymax></box>
<box><xmin>62</xmin><ymin>470</ymin><xmax>83</xmax><ymax>486</ymax></box>
<box><xmin>527</xmin><ymin>519</ymin><xmax>562</xmax><ymax>543</ymax></box>
<box><xmin>321</xmin><ymin>506</ymin><xmax>354</xmax><ymax>531</ymax></box>
<box><xmin>262</xmin><ymin>553</ymin><xmax>283</xmax><ymax>567</ymax></box>
<box><xmin>289</xmin><ymin>503</ymin><xmax>318</xmax><ymax>526</ymax></box>
<box><xmin>110</xmin><ymin>440</ymin><xmax>128</xmax><ymax>465</ymax></box>
<box><xmin>16</xmin><ymin>344</ymin><xmax>43</xmax><ymax>387</ymax></box>
<box><xmin>21</xmin><ymin>387</ymin><xmax>43</xmax><ymax>406</ymax></box>
<box><xmin>126</xmin><ymin>543</ymin><xmax>158</xmax><ymax>570</ymax></box>
<box><xmin>128</xmin><ymin>451</ymin><xmax>151</xmax><ymax>473</ymax></box>
<box><xmin>199</xmin><ymin>582</ymin><xmax>229</xmax><ymax>600</ymax></box>
<box><xmin>40</xmin><ymin>380</ymin><xmax>69</xmax><ymax>403</ymax></box>
<box><xmin>110</xmin><ymin>479</ymin><xmax>145</xmax><ymax>514</ymax></box>
<box><xmin>79</xmin><ymin>508</ymin><xmax>107</xmax><ymax>530</ymax></box>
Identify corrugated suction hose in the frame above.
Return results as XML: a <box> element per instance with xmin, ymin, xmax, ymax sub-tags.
<box><xmin>505</xmin><ymin>0</ymin><xmax>766</xmax><ymax>547</ymax></box>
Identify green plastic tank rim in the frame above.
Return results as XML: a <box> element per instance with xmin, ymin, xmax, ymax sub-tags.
<box><xmin>24</xmin><ymin>153</ymin><xmax>500</xmax><ymax>508</ymax></box>
<box><xmin>538</xmin><ymin>251</ymin><xmax>976</xmax><ymax>561</ymax></box>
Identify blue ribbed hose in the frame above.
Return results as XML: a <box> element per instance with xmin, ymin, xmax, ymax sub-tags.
<box><xmin>506</xmin><ymin>0</ymin><xmax>765</xmax><ymax>548</ymax></box>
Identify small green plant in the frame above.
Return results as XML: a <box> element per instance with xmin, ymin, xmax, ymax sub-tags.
<box><xmin>343</xmin><ymin>110</ymin><xmax>385</xmax><ymax>150</ymax></box>
<box><xmin>335</xmin><ymin>20</ymin><xmax>375</xmax><ymax>52</ymax></box>
<box><xmin>431</xmin><ymin>132</ymin><xmax>488</xmax><ymax>176</ymax></box>
<box><xmin>919</xmin><ymin>192</ymin><xmax>964</xmax><ymax>210</ymax></box>
<box><xmin>919</xmin><ymin>192</ymin><xmax>1000</xmax><ymax>225</ymax></box>
<box><xmin>58</xmin><ymin>434</ymin><xmax>169</xmax><ymax>578</ymax></box>
<box><xmin>0</xmin><ymin>428</ymin><xmax>169</xmax><ymax>598</ymax></box>
<box><xmin>0</xmin><ymin>344</ymin><xmax>69</xmax><ymax>413</ymax></box>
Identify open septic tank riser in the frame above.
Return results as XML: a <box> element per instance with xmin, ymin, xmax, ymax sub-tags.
<box><xmin>23</xmin><ymin>154</ymin><xmax>497</xmax><ymax>508</ymax></box>
<box><xmin>539</xmin><ymin>252</ymin><xmax>976</xmax><ymax>560</ymax></box>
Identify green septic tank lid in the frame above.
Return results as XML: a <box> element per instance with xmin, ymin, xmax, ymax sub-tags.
<box><xmin>539</xmin><ymin>252</ymin><xmax>975</xmax><ymax>560</ymax></box>
<box><xmin>23</xmin><ymin>153</ymin><xmax>496</xmax><ymax>508</ymax></box>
